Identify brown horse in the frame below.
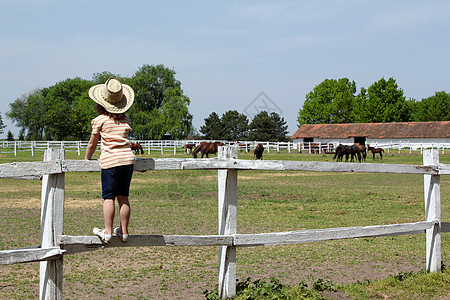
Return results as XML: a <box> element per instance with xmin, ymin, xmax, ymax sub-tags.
<box><xmin>333</xmin><ymin>144</ymin><xmax>361</xmax><ymax>162</ymax></box>
<box><xmin>367</xmin><ymin>145</ymin><xmax>384</xmax><ymax>161</ymax></box>
<box><xmin>130</xmin><ymin>142</ymin><xmax>144</xmax><ymax>155</ymax></box>
<box><xmin>185</xmin><ymin>143</ymin><xmax>195</xmax><ymax>154</ymax></box>
<box><xmin>192</xmin><ymin>142</ymin><xmax>224</xmax><ymax>158</ymax></box>
<box><xmin>354</xmin><ymin>143</ymin><xmax>367</xmax><ymax>161</ymax></box>
<box><xmin>253</xmin><ymin>143</ymin><xmax>264</xmax><ymax>160</ymax></box>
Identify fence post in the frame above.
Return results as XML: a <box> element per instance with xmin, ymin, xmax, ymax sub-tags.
<box><xmin>423</xmin><ymin>149</ymin><xmax>441</xmax><ymax>273</ymax></box>
<box><xmin>40</xmin><ymin>148</ymin><xmax>65</xmax><ymax>299</ymax></box>
<box><xmin>217</xmin><ymin>146</ymin><xmax>238</xmax><ymax>299</ymax></box>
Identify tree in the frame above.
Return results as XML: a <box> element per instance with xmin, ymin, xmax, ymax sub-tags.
<box><xmin>297</xmin><ymin>78</ymin><xmax>357</xmax><ymax>125</ymax></box>
<box><xmin>200</xmin><ymin>112</ymin><xmax>223</xmax><ymax>139</ymax></box>
<box><xmin>221</xmin><ymin>110</ymin><xmax>249</xmax><ymax>140</ymax></box>
<box><xmin>7</xmin><ymin>89</ymin><xmax>47</xmax><ymax>140</ymax></box>
<box><xmin>411</xmin><ymin>91</ymin><xmax>450</xmax><ymax>122</ymax></box>
<box><xmin>248</xmin><ymin>111</ymin><xmax>289</xmax><ymax>141</ymax></box>
<box><xmin>354</xmin><ymin>77</ymin><xmax>411</xmax><ymax>123</ymax></box>
<box><xmin>129</xmin><ymin>64</ymin><xmax>181</xmax><ymax>112</ymax></box>
<box><xmin>6</xmin><ymin>131</ymin><xmax>14</xmax><ymax>141</ymax></box>
<box><xmin>128</xmin><ymin>64</ymin><xmax>191</xmax><ymax>139</ymax></box>
<box><xmin>0</xmin><ymin>113</ymin><xmax>6</xmax><ymax>135</ymax></box>
<box><xmin>161</xmin><ymin>87</ymin><xmax>193</xmax><ymax>139</ymax></box>
<box><xmin>7</xmin><ymin>78</ymin><xmax>94</xmax><ymax>140</ymax></box>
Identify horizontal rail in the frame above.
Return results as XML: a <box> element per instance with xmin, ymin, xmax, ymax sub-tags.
<box><xmin>0</xmin><ymin>158</ymin><xmax>447</xmax><ymax>179</ymax></box>
<box><xmin>0</xmin><ymin>247</ymin><xmax>65</xmax><ymax>265</ymax></box>
<box><xmin>2</xmin><ymin>220</ymin><xmax>445</xmax><ymax>265</ymax></box>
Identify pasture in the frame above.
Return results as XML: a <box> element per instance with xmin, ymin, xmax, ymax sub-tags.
<box><xmin>0</xmin><ymin>149</ymin><xmax>449</xmax><ymax>299</ymax></box>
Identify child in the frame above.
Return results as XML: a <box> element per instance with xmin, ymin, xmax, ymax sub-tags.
<box><xmin>85</xmin><ymin>78</ymin><xmax>136</xmax><ymax>243</ymax></box>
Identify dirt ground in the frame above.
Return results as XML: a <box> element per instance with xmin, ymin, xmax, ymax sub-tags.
<box><xmin>0</xmin><ymin>244</ymin><xmax>427</xmax><ymax>300</ymax></box>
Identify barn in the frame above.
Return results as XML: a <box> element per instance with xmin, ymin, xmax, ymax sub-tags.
<box><xmin>291</xmin><ymin>121</ymin><xmax>450</xmax><ymax>148</ymax></box>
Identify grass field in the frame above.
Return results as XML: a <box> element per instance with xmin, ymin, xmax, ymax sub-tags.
<box><xmin>0</xmin><ymin>148</ymin><xmax>448</xmax><ymax>299</ymax></box>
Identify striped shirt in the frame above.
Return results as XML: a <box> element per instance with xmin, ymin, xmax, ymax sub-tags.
<box><xmin>91</xmin><ymin>114</ymin><xmax>136</xmax><ymax>169</ymax></box>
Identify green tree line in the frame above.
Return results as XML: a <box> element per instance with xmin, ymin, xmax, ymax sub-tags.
<box><xmin>297</xmin><ymin>77</ymin><xmax>450</xmax><ymax>125</ymax></box>
<box><xmin>200</xmin><ymin>110</ymin><xmax>290</xmax><ymax>142</ymax></box>
<box><xmin>4</xmin><ymin>73</ymin><xmax>449</xmax><ymax>141</ymax></box>
<box><xmin>6</xmin><ymin>64</ymin><xmax>193</xmax><ymax>141</ymax></box>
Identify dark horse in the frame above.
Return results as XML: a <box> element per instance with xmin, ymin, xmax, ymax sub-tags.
<box><xmin>253</xmin><ymin>143</ymin><xmax>264</xmax><ymax>160</ymax></box>
<box><xmin>354</xmin><ymin>143</ymin><xmax>367</xmax><ymax>161</ymax></box>
<box><xmin>333</xmin><ymin>144</ymin><xmax>361</xmax><ymax>162</ymax></box>
<box><xmin>192</xmin><ymin>142</ymin><xmax>225</xmax><ymax>158</ymax></box>
<box><xmin>130</xmin><ymin>142</ymin><xmax>144</xmax><ymax>155</ymax></box>
<box><xmin>367</xmin><ymin>145</ymin><xmax>384</xmax><ymax>161</ymax></box>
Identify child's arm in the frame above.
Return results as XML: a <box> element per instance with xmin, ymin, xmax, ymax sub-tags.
<box><xmin>85</xmin><ymin>133</ymin><xmax>100</xmax><ymax>160</ymax></box>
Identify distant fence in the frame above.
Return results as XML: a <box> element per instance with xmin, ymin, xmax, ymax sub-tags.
<box><xmin>0</xmin><ymin>147</ymin><xmax>448</xmax><ymax>299</ymax></box>
<box><xmin>2</xmin><ymin>140</ymin><xmax>450</xmax><ymax>156</ymax></box>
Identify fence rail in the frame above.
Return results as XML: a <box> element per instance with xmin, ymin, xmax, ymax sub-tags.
<box><xmin>2</xmin><ymin>140</ymin><xmax>450</xmax><ymax>156</ymax></box>
<box><xmin>0</xmin><ymin>147</ymin><xmax>448</xmax><ymax>299</ymax></box>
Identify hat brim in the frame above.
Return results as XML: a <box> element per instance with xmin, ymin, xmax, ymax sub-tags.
<box><xmin>89</xmin><ymin>83</ymin><xmax>134</xmax><ymax>114</ymax></box>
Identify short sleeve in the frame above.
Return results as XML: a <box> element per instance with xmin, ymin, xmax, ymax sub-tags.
<box><xmin>91</xmin><ymin>117</ymin><xmax>102</xmax><ymax>135</ymax></box>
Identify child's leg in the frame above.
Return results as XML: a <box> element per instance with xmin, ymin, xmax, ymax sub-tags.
<box><xmin>117</xmin><ymin>195</ymin><xmax>130</xmax><ymax>235</ymax></box>
<box><xmin>103</xmin><ymin>198</ymin><xmax>115</xmax><ymax>235</ymax></box>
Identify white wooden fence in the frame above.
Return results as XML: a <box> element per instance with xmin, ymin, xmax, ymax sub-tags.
<box><xmin>0</xmin><ymin>147</ymin><xmax>448</xmax><ymax>299</ymax></box>
<box><xmin>2</xmin><ymin>140</ymin><xmax>450</xmax><ymax>156</ymax></box>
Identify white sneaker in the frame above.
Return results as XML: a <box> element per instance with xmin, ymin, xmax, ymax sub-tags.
<box><xmin>93</xmin><ymin>228</ymin><xmax>112</xmax><ymax>243</ymax></box>
<box><xmin>114</xmin><ymin>227</ymin><xmax>129</xmax><ymax>243</ymax></box>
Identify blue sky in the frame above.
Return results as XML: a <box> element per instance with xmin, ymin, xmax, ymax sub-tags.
<box><xmin>1</xmin><ymin>0</ymin><xmax>449</xmax><ymax>139</ymax></box>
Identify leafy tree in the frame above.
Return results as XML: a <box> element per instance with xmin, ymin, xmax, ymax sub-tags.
<box><xmin>6</xmin><ymin>131</ymin><xmax>14</xmax><ymax>141</ymax></box>
<box><xmin>221</xmin><ymin>110</ymin><xmax>249</xmax><ymax>140</ymax></box>
<box><xmin>0</xmin><ymin>113</ymin><xmax>6</xmax><ymax>135</ymax></box>
<box><xmin>7</xmin><ymin>89</ymin><xmax>47</xmax><ymax>140</ymax></box>
<box><xmin>7</xmin><ymin>64</ymin><xmax>192</xmax><ymax>140</ymax></box>
<box><xmin>128</xmin><ymin>64</ymin><xmax>191</xmax><ymax>139</ymax></box>
<box><xmin>41</xmin><ymin>77</ymin><xmax>94</xmax><ymax>140</ymax></box>
<box><xmin>297</xmin><ymin>78</ymin><xmax>357</xmax><ymax>125</ymax></box>
<box><xmin>411</xmin><ymin>91</ymin><xmax>450</xmax><ymax>122</ymax></box>
<box><xmin>130</xmin><ymin>64</ymin><xmax>181</xmax><ymax>112</ymax></box>
<box><xmin>200</xmin><ymin>112</ymin><xmax>223</xmax><ymax>139</ymax></box>
<box><xmin>161</xmin><ymin>87</ymin><xmax>193</xmax><ymax>139</ymax></box>
<box><xmin>354</xmin><ymin>77</ymin><xmax>411</xmax><ymax>123</ymax></box>
<box><xmin>8</xmin><ymin>78</ymin><xmax>94</xmax><ymax>140</ymax></box>
<box><xmin>248</xmin><ymin>111</ymin><xmax>289</xmax><ymax>141</ymax></box>
<box><xmin>92</xmin><ymin>71</ymin><xmax>122</xmax><ymax>84</ymax></box>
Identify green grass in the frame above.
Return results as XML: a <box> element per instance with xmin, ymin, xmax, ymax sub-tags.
<box><xmin>0</xmin><ymin>148</ymin><xmax>448</xmax><ymax>298</ymax></box>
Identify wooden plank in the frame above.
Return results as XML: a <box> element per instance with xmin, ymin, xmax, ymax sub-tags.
<box><xmin>438</xmin><ymin>163</ymin><xmax>450</xmax><ymax>175</ymax></box>
<box><xmin>40</xmin><ymin>149</ymin><xmax>65</xmax><ymax>300</ymax></box>
<box><xmin>0</xmin><ymin>247</ymin><xmax>66</xmax><ymax>265</ymax></box>
<box><xmin>423</xmin><ymin>150</ymin><xmax>441</xmax><ymax>273</ymax></box>
<box><xmin>3</xmin><ymin>158</ymin><xmax>440</xmax><ymax>175</ymax></box>
<box><xmin>0</xmin><ymin>161</ymin><xmax>61</xmax><ymax>178</ymax></box>
<box><xmin>442</xmin><ymin>222</ymin><xmax>450</xmax><ymax>233</ymax></box>
<box><xmin>281</xmin><ymin>161</ymin><xmax>438</xmax><ymax>174</ymax></box>
<box><xmin>60</xmin><ymin>234</ymin><xmax>234</xmax><ymax>254</ymax></box>
<box><xmin>217</xmin><ymin>147</ymin><xmax>238</xmax><ymax>299</ymax></box>
<box><xmin>234</xmin><ymin>221</ymin><xmax>436</xmax><ymax>247</ymax></box>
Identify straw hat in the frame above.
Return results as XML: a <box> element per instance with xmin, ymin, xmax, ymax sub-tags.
<box><xmin>89</xmin><ymin>78</ymin><xmax>134</xmax><ymax>114</ymax></box>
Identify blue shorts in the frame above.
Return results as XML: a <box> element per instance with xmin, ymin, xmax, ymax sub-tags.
<box><xmin>101</xmin><ymin>164</ymin><xmax>134</xmax><ymax>199</ymax></box>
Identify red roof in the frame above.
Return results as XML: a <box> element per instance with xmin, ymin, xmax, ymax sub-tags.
<box><xmin>291</xmin><ymin>122</ymin><xmax>450</xmax><ymax>139</ymax></box>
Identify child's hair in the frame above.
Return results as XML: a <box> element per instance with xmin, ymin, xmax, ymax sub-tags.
<box><xmin>95</xmin><ymin>104</ymin><xmax>125</xmax><ymax>119</ymax></box>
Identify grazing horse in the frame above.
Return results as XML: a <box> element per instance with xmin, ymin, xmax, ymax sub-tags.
<box><xmin>130</xmin><ymin>142</ymin><xmax>144</xmax><ymax>155</ymax></box>
<box><xmin>192</xmin><ymin>142</ymin><xmax>225</xmax><ymax>158</ymax></box>
<box><xmin>354</xmin><ymin>143</ymin><xmax>367</xmax><ymax>161</ymax></box>
<box><xmin>334</xmin><ymin>144</ymin><xmax>361</xmax><ymax>162</ymax></box>
<box><xmin>367</xmin><ymin>145</ymin><xmax>384</xmax><ymax>161</ymax></box>
<box><xmin>253</xmin><ymin>143</ymin><xmax>264</xmax><ymax>160</ymax></box>
<box><xmin>185</xmin><ymin>143</ymin><xmax>195</xmax><ymax>154</ymax></box>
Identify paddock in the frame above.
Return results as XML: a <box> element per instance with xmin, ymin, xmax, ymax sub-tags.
<box><xmin>0</xmin><ymin>147</ymin><xmax>448</xmax><ymax>299</ymax></box>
